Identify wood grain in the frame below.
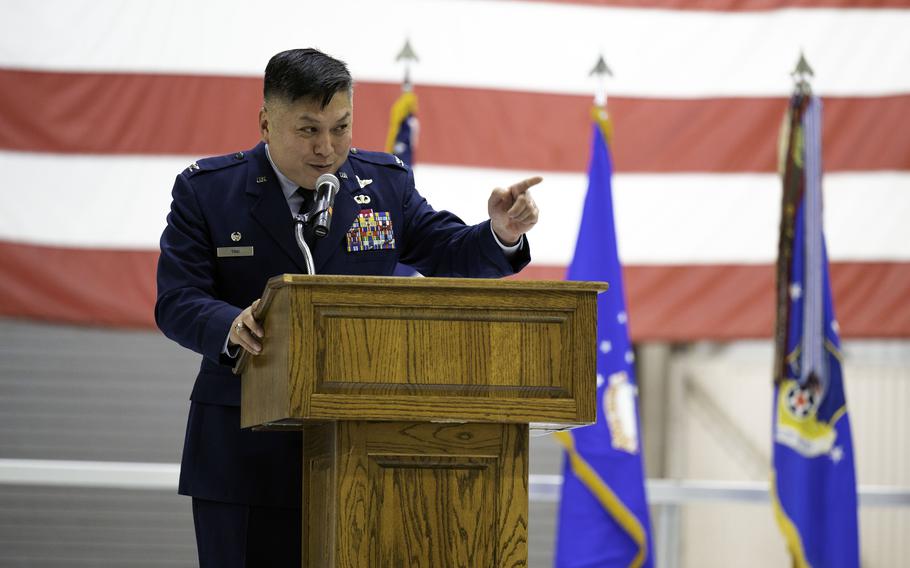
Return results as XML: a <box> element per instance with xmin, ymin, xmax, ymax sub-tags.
<box><xmin>303</xmin><ymin>421</ymin><xmax>528</xmax><ymax>567</ymax></box>
<box><xmin>319</xmin><ymin>306</ymin><xmax>567</xmax><ymax>388</ymax></box>
<box><xmin>239</xmin><ymin>275</ymin><xmax>601</xmax><ymax>427</ymax></box>
<box><xmin>239</xmin><ymin>288</ymin><xmax>290</xmax><ymax>428</ymax></box>
<box><xmin>302</xmin><ymin>423</ymin><xmax>336</xmax><ymax>567</ymax></box>
<box><xmin>241</xmin><ymin>276</ymin><xmax>594</xmax><ymax>566</ymax></box>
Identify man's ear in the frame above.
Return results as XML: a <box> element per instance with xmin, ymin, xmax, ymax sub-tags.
<box><xmin>259</xmin><ymin>106</ymin><xmax>270</xmax><ymax>143</ymax></box>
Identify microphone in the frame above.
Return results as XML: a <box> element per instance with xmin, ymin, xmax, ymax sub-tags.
<box><xmin>310</xmin><ymin>173</ymin><xmax>340</xmax><ymax>238</ymax></box>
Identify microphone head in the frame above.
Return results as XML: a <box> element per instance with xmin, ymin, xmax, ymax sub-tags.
<box><xmin>316</xmin><ymin>173</ymin><xmax>340</xmax><ymax>195</ymax></box>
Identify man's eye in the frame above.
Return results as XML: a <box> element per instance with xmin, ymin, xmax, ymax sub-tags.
<box><xmin>333</xmin><ymin>124</ymin><xmax>349</xmax><ymax>134</ymax></box>
<box><xmin>299</xmin><ymin>127</ymin><xmax>317</xmax><ymax>135</ymax></box>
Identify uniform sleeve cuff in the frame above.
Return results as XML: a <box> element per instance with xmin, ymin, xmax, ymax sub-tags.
<box><xmin>222</xmin><ymin>333</ymin><xmax>241</xmax><ymax>358</ymax></box>
<box><xmin>489</xmin><ymin>224</ymin><xmax>523</xmax><ymax>257</ymax></box>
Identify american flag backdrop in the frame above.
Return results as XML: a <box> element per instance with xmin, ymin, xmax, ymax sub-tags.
<box><xmin>1</xmin><ymin>0</ymin><xmax>909</xmax><ymax>342</ymax></box>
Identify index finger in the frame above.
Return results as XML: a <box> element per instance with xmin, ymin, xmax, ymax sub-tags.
<box><xmin>509</xmin><ymin>176</ymin><xmax>543</xmax><ymax>196</ymax></box>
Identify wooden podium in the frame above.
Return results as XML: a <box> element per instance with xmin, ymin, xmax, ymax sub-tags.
<box><xmin>235</xmin><ymin>275</ymin><xmax>605</xmax><ymax>567</ymax></box>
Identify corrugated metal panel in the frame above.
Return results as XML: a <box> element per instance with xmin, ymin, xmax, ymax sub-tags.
<box><xmin>841</xmin><ymin>341</ymin><xmax>910</xmax><ymax>565</ymax></box>
<box><xmin>0</xmin><ymin>319</ymin><xmax>196</xmax><ymax>462</ymax></box>
<box><xmin>0</xmin><ymin>318</ymin><xmax>569</xmax><ymax>565</ymax></box>
<box><xmin>0</xmin><ymin>319</ymin><xmax>199</xmax><ymax>565</ymax></box>
<box><xmin>0</xmin><ymin>485</ymin><xmax>195</xmax><ymax>567</ymax></box>
<box><xmin>677</xmin><ymin>340</ymin><xmax>910</xmax><ymax>568</ymax></box>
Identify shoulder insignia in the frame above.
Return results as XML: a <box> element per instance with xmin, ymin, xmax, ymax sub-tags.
<box><xmin>185</xmin><ymin>150</ymin><xmax>249</xmax><ymax>177</ymax></box>
<box><xmin>348</xmin><ymin>149</ymin><xmax>409</xmax><ymax>171</ymax></box>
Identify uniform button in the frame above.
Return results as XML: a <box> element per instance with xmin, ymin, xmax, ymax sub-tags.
<box><xmin>234</xmin><ymin>152</ymin><xmax>244</xmax><ymax>160</ymax></box>
<box><xmin>350</xmin><ymin>148</ymin><xmax>358</xmax><ymax>154</ymax></box>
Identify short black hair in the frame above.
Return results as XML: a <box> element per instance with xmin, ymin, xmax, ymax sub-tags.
<box><xmin>263</xmin><ymin>48</ymin><xmax>352</xmax><ymax>108</ymax></box>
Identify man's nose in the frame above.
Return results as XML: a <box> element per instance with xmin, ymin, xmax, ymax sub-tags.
<box><xmin>313</xmin><ymin>132</ymin><xmax>332</xmax><ymax>157</ymax></box>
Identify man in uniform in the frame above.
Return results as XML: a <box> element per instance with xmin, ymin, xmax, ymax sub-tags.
<box><xmin>155</xmin><ymin>48</ymin><xmax>541</xmax><ymax>566</ymax></box>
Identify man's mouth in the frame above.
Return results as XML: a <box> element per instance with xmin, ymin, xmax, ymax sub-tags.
<box><xmin>309</xmin><ymin>162</ymin><xmax>334</xmax><ymax>170</ymax></box>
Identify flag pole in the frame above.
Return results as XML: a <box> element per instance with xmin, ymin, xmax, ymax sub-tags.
<box><xmin>395</xmin><ymin>38</ymin><xmax>419</xmax><ymax>92</ymax></box>
<box><xmin>385</xmin><ymin>39</ymin><xmax>420</xmax><ymax>160</ymax></box>
<box><xmin>773</xmin><ymin>52</ymin><xmax>815</xmax><ymax>385</ymax></box>
<box><xmin>554</xmin><ymin>52</ymin><xmax>653</xmax><ymax>568</ymax></box>
<box><xmin>791</xmin><ymin>51</ymin><xmax>813</xmax><ymax>96</ymax></box>
<box><xmin>772</xmin><ymin>51</ymin><xmax>860</xmax><ymax>568</ymax></box>
<box><xmin>589</xmin><ymin>54</ymin><xmax>614</xmax><ymax>143</ymax></box>
<box><xmin>589</xmin><ymin>54</ymin><xmax>613</xmax><ymax>108</ymax></box>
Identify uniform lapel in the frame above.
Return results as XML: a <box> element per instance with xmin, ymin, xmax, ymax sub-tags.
<box><xmin>246</xmin><ymin>143</ymin><xmax>308</xmax><ymax>272</ymax></box>
<box><xmin>314</xmin><ymin>159</ymin><xmax>358</xmax><ymax>273</ymax></box>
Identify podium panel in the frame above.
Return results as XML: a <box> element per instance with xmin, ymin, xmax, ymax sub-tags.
<box><xmin>303</xmin><ymin>421</ymin><xmax>528</xmax><ymax>568</ymax></box>
<box><xmin>240</xmin><ymin>275</ymin><xmax>603</xmax><ymax>429</ymax></box>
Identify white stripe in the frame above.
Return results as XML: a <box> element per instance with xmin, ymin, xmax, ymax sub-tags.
<box><xmin>1</xmin><ymin>1</ymin><xmax>908</xmax><ymax>97</ymax></box>
<box><xmin>0</xmin><ymin>152</ymin><xmax>179</xmax><ymax>249</ymax></box>
<box><xmin>1</xmin><ymin>151</ymin><xmax>907</xmax><ymax>264</ymax></box>
<box><xmin>414</xmin><ymin>165</ymin><xmax>910</xmax><ymax>265</ymax></box>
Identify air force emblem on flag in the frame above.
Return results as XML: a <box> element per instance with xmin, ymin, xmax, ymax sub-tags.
<box><xmin>604</xmin><ymin>371</ymin><xmax>640</xmax><ymax>454</ymax></box>
<box><xmin>775</xmin><ymin>379</ymin><xmax>836</xmax><ymax>458</ymax></box>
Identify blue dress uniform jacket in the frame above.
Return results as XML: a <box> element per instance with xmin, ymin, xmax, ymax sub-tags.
<box><xmin>156</xmin><ymin>141</ymin><xmax>530</xmax><ymax>507</ymax></box>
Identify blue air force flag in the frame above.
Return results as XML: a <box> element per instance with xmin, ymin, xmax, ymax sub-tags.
<box><xmin>554</xmin><ymin>107</ymin><xmax>653</xmax><ymax>568</ymax></box>
<box><xmin>384</xmin><ymin>90</ymin><xmax>418</xmax><ymax>167</ymax></box>
<box><xmin>771</xmin><ymin>95</ymin><xmax>859</xmax><ymax>568</ymax></box>
<box><xmin>385</xmin><ymin>89</ymin><xmax>420</xmax><ymax>277</ymax></box>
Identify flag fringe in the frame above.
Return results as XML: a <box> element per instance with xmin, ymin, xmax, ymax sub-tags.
<box><xmin>555</xmin><ymin>430</ymin><xmax>647</xmax><ymax>568</ymax></box>
<box><xmin>770</xmin><ymin>471</ymin><xmax>812</xmax><ymax>568</ymax></box>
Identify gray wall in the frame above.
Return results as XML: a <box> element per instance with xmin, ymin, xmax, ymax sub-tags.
<box><xmin>0</xmin><ymin>318</ymin><xmax>564</xmax><ymax>566</ymax></box>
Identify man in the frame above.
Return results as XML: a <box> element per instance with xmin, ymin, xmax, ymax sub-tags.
<box><xmin>156</xmin><ymin>48</ymin><xmax>540</xmax><ymax>567</ymax></box>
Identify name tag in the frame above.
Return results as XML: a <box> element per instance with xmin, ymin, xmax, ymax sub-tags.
<box><xmin>216</xmin><ymin>246</ymin><xmax>254</xmax><ymax>257</ymax></box>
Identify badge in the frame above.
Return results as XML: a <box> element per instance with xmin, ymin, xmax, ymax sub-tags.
<box><xmin>346</xmin><ymin>210</ymin><xmax>395</xmax><ymax>252</ymax></box>
<box><xmin>231</xmin><ymin>232</ymin><xmax>242</xmax><ymax>242</ymax></box>
<box><xmin>775</xmin><ymin>379</ymin><xmax>836</xmax><ymax>458</ymax></box>
<box><xmin>356</xmin><ymin>176</ymin><xmax>373</xmax><ymax>189</ymax></box>
<box><xmin>603</xmin><ymin>371</ymin><xmax>639</xmax><ymax>454</ymax></box>
<box><xmin>256</xmin><ymin>176</ymin><xmax>267</xmax><ymax>184</ymax></box>
<box><xmin>354</xmin><ymin>194</ymin><xmax>371</xmax><ymax>205</ymax></box>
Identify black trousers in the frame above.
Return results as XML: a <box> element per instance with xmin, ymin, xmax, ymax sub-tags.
<box><xmin>191</xmin><ymin>497</ymin><xmax>301</xmax><ymax>567</ymax></box>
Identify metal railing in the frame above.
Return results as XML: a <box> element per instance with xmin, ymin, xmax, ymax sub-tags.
<box><xmin>2</xmin><ymin>459</ymin><xmax>908</xmax><ymax>567</ymax></box>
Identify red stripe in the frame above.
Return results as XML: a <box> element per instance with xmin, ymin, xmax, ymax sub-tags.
<box><xmin>520</xmin><ymin>0</ymin><xmax>910</xmax><ymax>10</ymax></box>
<box><xmin>2</xmin><ymin>241</ymin><xmax>908</xmax><ymax>339</ymax></box>
<box><xmin>2</xmin><ymin>69</ymin><xmax>908</xmax><ymax>173</ymax></box>
<box><xmin>0</xmin><ymin>242</ymin><xmax>158</xmax><ymax>329</ymax></box>
<box><xmin>511</xmin><ymin>263</ymin><xmax>910</xmax><ymax>340</ymax></box>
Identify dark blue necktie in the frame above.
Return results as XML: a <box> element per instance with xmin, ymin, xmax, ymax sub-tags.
<box><xmin>295</xmin><ymin>187</ymin><xmax>317</xmax><ymax>253</ymax></box>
